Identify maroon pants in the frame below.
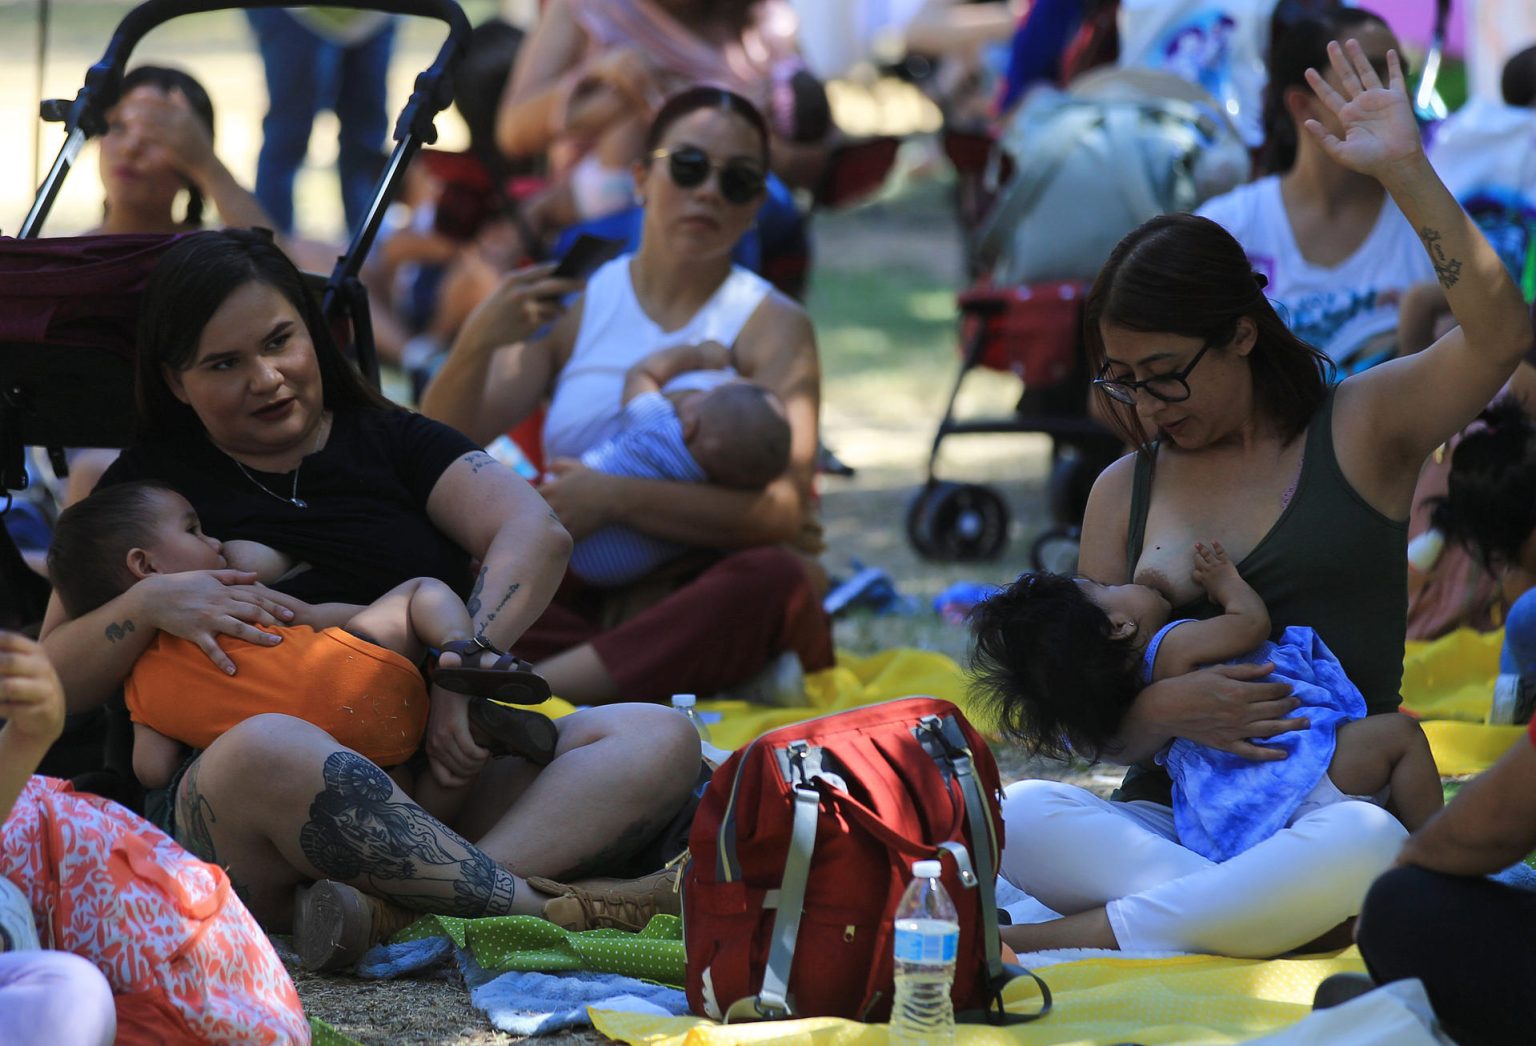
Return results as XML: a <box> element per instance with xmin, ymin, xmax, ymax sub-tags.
<box><xmin>513</xmin><ymin>547</ymin><xmax>835</xmax><ymax>702</ymax></box>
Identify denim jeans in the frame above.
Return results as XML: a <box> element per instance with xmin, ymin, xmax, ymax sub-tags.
<box><xmin>244</xmin><ymin>9</ymin><xmax>396</xmax><ymax>236</ymax></box>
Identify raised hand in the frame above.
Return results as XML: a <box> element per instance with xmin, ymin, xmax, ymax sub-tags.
<box><xmin>1303</xmin><ymin>39</ymin><xmax>1421</xmax><ymax>181</ymax></box>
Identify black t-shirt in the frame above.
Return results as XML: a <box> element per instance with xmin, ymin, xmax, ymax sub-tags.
<box><xmin>100</xmin><ymin>408</ymin><xmax>479</xmax><ymax>604</ymax></box>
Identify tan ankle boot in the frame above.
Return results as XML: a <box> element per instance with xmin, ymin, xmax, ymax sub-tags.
<box><xmin>526</xmin><ymin>864</ymin><xmax>683</xmax><ymax>932</ymax></box>
<box><xmin>292</xmin><ymin>880</ymin><xmax>419</xmax><ymax>971</ymax></box>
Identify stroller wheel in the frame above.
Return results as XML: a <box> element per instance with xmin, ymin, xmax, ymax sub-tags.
<box><xmin>1030</xmin><ymin>526</ymin><xmax>1082</xmax><ymax>574</ymax></box>
<box><xmin>906</xmin><ymin>482</ymin><xmax>1010</xmax><ymax>562</ymax></box>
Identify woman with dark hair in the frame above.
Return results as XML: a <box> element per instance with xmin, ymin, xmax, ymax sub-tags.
<box><xmin>95</xmin><ymin>65</ymin><xmax>273</xmax><ymax>236</ymax></box>
<box><xmin>1198</xmin><ymin>7</ymin><xmax>1434</xmax><ymax>370</ymax></box>
<box><xmin>423</xmin><ymin>87</ymin><xmax>834</xmax><ymax>705</ymax></box>
<box><xmin>996</xmin><ymin>37</ymin><xmax>1532</xmax><ymax>958</ymax></box>
<box><xmin>38</xmin><ymin>229</ymin><xmax>704</xmax><ymax>970</ymax></box>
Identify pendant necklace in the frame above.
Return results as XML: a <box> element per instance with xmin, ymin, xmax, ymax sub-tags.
<box><xmin>233</xmin><ymin>458</ymin><xmax>308</xmax><ymax>508</ymax></box>
<box><xmin>226</xmin><ymin>415</ymin><xmax>330</xmax><ymax>509</ymax></box>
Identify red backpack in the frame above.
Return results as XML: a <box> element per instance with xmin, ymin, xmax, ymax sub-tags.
<box><xmin>683</xmin><ymin>697</ymin><xmax>1052</xmax><ymax>1025</ymax></box>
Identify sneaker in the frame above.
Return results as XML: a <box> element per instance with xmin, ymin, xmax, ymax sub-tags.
<box><xmin>292</xmin><ymin>880</ymin><xmax>419</xmax><ymax>972</ymax></box>
<box><xmin>526</xmin><ymin>864</ymin><xmax>683</xmax><ymax>932</ymax></box>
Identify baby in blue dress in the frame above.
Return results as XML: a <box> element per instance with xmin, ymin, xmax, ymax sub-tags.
<box><xmin>969</xmin><ymin>541</ymin><xmax>1442</xmax><ymax>860</ymax></box>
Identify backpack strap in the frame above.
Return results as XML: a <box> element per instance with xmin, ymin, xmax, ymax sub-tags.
<box><xmin>727</xmin><ymin>740</ymin><xmax>818</xmax><ymax>1021</ymax></box>
<box><xmin>920</xmin><ymin>715</ymin><xmax>1053</xmax><ymax>1025</ymax></box>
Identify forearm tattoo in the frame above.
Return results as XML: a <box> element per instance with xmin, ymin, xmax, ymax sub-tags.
<box><xmin>465</xmin><ymin>566</ymin><xmax>487</xmax><ymax>620</ymax></box>
<box><xmin>299</xmin><ymin>752</ymin><xmax>517</xmax><ymax>916</ymax></box>
<box><xmin>463</xmin><ymin>451</ymin><xmax>496</xmax><ymax>474</ymax></box>
<box><xmin>104</xmin><ymin>619</ymin><xmax>136</xmax><ymax>642</ymax></box>
<box><xmin>1420</xmin><ymin>226</ymin><xmax>1463</xmax><ymax>289</ymax></box>
<box><xmin>480</xmin><ymin>583</ymin><xmax>522</xmax><ymax>630</ymax></box>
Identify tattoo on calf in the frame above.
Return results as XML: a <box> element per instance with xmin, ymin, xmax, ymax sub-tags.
<box><xmin>554</xmin><ymin>813</ymin><xmax>671</xmax><ymax>882</ymax></box>
<box><xmin>299</xmin><ymin>752</ymin><xmax>517</xmax><ymax>916</ymax></box>
<box><xmin>1420</xmin><ymin>226</ymin><xmax>1463</xmax><ymax>289</ymax></box>
<box><xmin>174</xmin><ymin>759</ymin><xmax>252</xmax><ymax>904</ymax></box>
<box><xmin>104</xmin><ymin>619</ymin><xmax>137</xmax><ymax>643</ymax></box>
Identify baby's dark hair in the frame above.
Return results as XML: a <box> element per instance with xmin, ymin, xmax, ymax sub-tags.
<box><xmin>47</xmin><ymin>480</ymin><xmax>179</xmax><ymax>618</ymax></box>
<box><xmin>967</xmin><ymin>571</ymin><xmax>1142</xmax><ymax>762</ymax></box>
<box><xmin>1504</xmin><ymin>44</ymin><xmax>1536</xmax><ymax>108</ymax></box>
<box><xmin>692</xmin><ymin>383</ymin><xmax>792</xmax><ymax>488</ymax></box>
<box><xmin>1430</xmin><ymin>399</ymin><xmax>1536</xmax><ymax>570</ymax></box>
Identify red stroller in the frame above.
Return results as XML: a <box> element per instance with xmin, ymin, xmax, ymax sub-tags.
<box><xmin>0</xmin><ymin>0</ymin><xmax>473</xmax><ymax>794</ymax></box>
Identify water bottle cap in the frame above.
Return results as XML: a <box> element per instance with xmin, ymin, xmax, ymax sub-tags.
<box><xmin>912</xmin><ymin>859</ymin><xmax>942</xmax><ymax>878</ymax></box>
<box><xmin>671</xmin><ymin>693</ymin><xmax>697</xmax><ymax>708</ymax></box>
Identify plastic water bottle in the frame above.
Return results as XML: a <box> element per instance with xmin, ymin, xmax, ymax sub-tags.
<box><xmin>671</xmin><ymin>693</ymin><xmax>712</xmax><ymax>743</ymax></box>
<box><xmin>890</xmin><ymin>859</ymin><xmax>958</xmax><ymax>1045</ymax></box>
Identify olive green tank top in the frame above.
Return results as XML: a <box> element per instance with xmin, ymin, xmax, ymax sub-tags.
<box><xmin>1117</xmin><ymin>386</ymin><xmax>1407</xmax><ymax>804</ymax></box>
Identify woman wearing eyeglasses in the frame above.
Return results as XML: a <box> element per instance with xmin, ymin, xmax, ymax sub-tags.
<box><xmin>422</xmin><ymin>87</ymin><xmax>832</xmax><ymax>706</ymax></box>
<box><xmin>994</xmin><ymin>40</ymin><xmax>1533</xmax><ymax>958</ymax></box>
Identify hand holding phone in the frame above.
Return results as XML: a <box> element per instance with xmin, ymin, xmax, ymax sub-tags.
<box><xmin>551</xmin><ymin>234</ymin><xmax>624</xmax><ymax>282</ymax></box>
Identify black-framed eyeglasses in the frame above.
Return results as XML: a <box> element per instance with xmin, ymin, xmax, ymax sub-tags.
<box><xmin>1092</xmin><ymin>338</ymin><xmax>1217</xmax><ymax>405</ymax></box>
<box><xmin>650</xmin><ymin>147</ymin><xmax>766</xmax><ymax>206</ymax></box>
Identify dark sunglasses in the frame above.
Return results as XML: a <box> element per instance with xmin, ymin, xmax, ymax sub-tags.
<box><xmin>1092</xmin><ymin>338</ymin><xmax>1217</xmax><ymax>405</ymax></box>
<box><xmin>650</xmin><ymin>146</ymin><xmax>766</xmax><ymax>206</ymax></box>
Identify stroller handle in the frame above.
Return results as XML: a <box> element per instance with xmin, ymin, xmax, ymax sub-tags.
<box><xmin>64</xmin><ymin>0</ymin><xmax>470</xmax><ymax>139</ymax></box>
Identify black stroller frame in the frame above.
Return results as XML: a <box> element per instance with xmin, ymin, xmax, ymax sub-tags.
<box><xmin>906</xmin><ymin>287</ymin><xmax>1120</xmax><ymax>569</ymax></box>
<box><xmin>2</xmin><ymin>0</ymin><xmax>473</xmax><ymax>627</ymax></box>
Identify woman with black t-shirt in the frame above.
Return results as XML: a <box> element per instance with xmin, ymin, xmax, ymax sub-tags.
<box><xmin>38</xmin><ymin>229</ymin><xmax>702</xmax><ymax>967</ymax></box>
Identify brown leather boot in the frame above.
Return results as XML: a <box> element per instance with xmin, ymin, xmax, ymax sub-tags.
<box><xmin>525</xmin><ymin>864</ymin><xmax>683</xmax><ymax>932</ymax></box>
<box><xmin>292</xmin><ymin>880</ymin><xmax>420</xmax><ymax>972</ymax></box>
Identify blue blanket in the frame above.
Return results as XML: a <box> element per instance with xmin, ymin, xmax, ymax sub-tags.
<box><xmin>1147</xmin><ymin>623</ymin><xmax>1367</xmax><ymax>862</ymax></box>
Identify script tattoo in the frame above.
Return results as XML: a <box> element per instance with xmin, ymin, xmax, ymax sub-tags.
<box><xmin>299</xmin><ymin>752</ymin><xmax>517</xmax><ymax>915</ymax></box>
<box><xmin>463</xmin><ymin>451</ymin><xmax>497</xmax><ymax>474</ymax></box>
<box><xmin>1420</xmin><ymin>226</ymin><xmax>1463</xmax><ymax>289</ymax></box>
<box><xmin>482</xmin><ymin>583</ymin><xmax>522</xmax><ymax>629</ymax></box>
<box><xmin>465</xmin><ymin>566</ymin><xmax>488</xmax><ymax>620</ymax></box>
<box><xmin>103</xmin><ymin>619</ymin><xmax>136</xmax><ymax>643</ymax></box>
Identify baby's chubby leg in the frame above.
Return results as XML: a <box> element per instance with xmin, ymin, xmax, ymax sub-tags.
<box><xmin>1328</xmin><ymin>714</ymin><xmax>1443</xmax><ymax>830</ymax></box>
<box><xmin>345</xmin><ymin>577</ymin><xmax>474</xmax><ymax>664</ymax></box>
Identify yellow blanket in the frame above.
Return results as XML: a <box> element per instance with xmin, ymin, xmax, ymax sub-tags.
<box><xmin>593</xmin><ymin>947</ymin><xmax>1368</xmax><ymax>1045</ymax></box>
<box><xmin>1402</xmin><ymin>627</ymin><xmax>1527</xmax><ymax>774</ymax></box>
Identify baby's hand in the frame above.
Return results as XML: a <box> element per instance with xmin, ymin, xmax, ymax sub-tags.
<box><xmin>0</xmin><ymin>632</ymin><xmax>66</xmax><ymax>750</ymax></box>
<box><xmin>1192</xmin><ymin>541</ymin><xmax>1242</xmax><ymax>594</ymax></box>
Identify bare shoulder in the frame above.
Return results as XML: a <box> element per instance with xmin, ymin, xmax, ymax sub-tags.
<box><xmin>1091</xmin><ymin>450</ymin><xmax>1139</xmax><ymax>504</ymax></box>
<box><xmin>1079</xmin><ymin>450</ymin><xmax>1140</xmax><ymax>582</ymax></box>
<box><xmin>738</xmin><ymin>289</ymin><xmax>814</xmax><ymax>352</ymax></box>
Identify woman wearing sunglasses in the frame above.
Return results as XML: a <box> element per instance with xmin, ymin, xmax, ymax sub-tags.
<box><xmin>994</xmin><ymin>39</ymin><xmax>1532</xmax><ymax>959</ymax></box>
<box><xmin>422</xmin><ymin>87</ymin><xmax>832</xmax><ymax>707</ymax></box>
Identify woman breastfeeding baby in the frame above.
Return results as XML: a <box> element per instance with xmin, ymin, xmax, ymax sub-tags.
<box><xmin>39</xmin><ymin>229</ymin><xmax>704</xmax><ymax>972</ymax></box>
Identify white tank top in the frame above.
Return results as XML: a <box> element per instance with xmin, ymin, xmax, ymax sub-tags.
<box><xmin>543</xmin><ymin>255</ymin><xmax>774</xmax><ymax>459</ymax></box>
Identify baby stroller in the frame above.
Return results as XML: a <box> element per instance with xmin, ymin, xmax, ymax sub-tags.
<box><xmin>907</xmin><ymin>67</ymin><xmax>1248</xmax><ymax>569</ymax></box>
<box><xmin>0</xmin><ymin>0</ymin><xmax>473</xmax><ymax>794</ymax></box>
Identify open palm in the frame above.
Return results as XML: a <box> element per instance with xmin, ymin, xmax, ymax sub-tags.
<box><xmin>1303</xmin><ymin>39</ymin><xmax>1420</xmax><ymax>180</ymax></box>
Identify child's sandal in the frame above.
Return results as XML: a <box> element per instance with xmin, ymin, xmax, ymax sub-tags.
<box><xmin>431</xmin><ymin>636</ymin><xmax>552</xmax><ymax>704</ymax></box>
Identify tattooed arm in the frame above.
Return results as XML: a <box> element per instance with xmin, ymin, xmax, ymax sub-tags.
<box><xmin>422</xmin><ymin>450</ymin><xmax>572</xmax><ymax>784</ymax></box>
<box><xmin>39</xmin><ymin>572</ymin><xmax>295</xmax><ymax>714</ymax></box>
<box><xmin>1305</xmin><ymin>40</ymin><xmax>1532</xmax><ymax>516</ymax></box>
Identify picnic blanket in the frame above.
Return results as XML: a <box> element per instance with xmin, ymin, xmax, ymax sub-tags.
<box><xmin>1401</xmin><ymin>626</ymin><xmax>1526</xmax><ymax>774</ymax></box>
<box><xmin>592</xmin><ymin>947</ymin><xmax>1373</xmax><ymax>1045</ymax></box>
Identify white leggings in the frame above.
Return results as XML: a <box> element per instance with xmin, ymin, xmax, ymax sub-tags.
<box><xmin>1000</xmin><ymin>779</ymin><xmax>1407</xmax><ymax>956</ymax></box>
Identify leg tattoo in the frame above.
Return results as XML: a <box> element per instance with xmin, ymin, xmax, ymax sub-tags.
<box><xmin>300</xmin><ymin>752</ymin><xmax>518</xmax><ymax>916</ymax></box>
<box><xmin>174</xmin><ymin>758</ymin><xmax>251</xmax><ymax>904</ymax></box>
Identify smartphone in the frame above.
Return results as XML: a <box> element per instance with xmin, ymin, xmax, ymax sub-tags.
<box><xmin>551</xmin><ymin>234</ymin><xmax>624</xmax><ymax>281</ymax></box>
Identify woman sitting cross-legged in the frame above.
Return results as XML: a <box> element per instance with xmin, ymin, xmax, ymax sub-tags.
<box><xmin>995</xmin><ymin>38</ymin><xmax>1533</xmax><ymax>958</ymax></box>
<box><xmin>38</xmin><ymin>229</ymin><xmax>704</xmax><ymax>971</ymax></box>
<box><xmin>422</xmin><ymin>87</ymin><xmax>834</xmax><ymax>705</ymax></box>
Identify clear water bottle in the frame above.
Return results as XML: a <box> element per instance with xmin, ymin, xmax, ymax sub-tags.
<box><xmin>671</xmin><ymin>693</ymin><xmax>712</xmax><ymax>743</ymax></box>
<box><xmin>890</xmin><ymin>859</ymin><xmax>958</xmax><ymax>1046</ymax></box>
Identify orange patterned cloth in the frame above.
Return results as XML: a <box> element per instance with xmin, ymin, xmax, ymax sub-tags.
<box><xmin>126</xmin><ymin>625</ymin><xmax>428</xmax><ymax>767</ymax></box>
<box><xmin>1</xmin><ymin>776</ymin><xmax>309</xmax><ymax>1044</ymax></box>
